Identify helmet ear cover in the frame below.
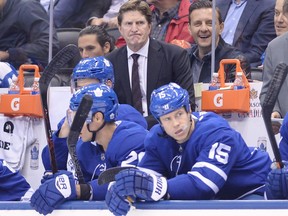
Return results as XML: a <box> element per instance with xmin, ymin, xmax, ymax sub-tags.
<box><xmin>150</xmin><ymin>82</ymin><xmax>190</xmax><ymax>122</ymax></box>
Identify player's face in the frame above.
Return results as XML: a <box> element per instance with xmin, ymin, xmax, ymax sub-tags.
<box><xmin>80</xmin><ymin>122</ymin><xmax>93</xmax><ymax>142</ymax></box>
<box><xmin>118</xmin><ymin>10</ymin><xmax>151</xmax><ymax>52</ymax></box>
<box><xmin>274</xmin><ymin>0</ymin><xmax>288</xmax><ymax>36</ymax></box>
<box><xmin>76</xmin><ymin>78</ymin><xmax>99</xmax><ymax>90</ymax></box>
<box><xmin>71</xmin><ymin>78</ymin><xmax>100</xmax><ymax>94</ymax></box>
<box><xmin>78</xmin><ymin>34</ymin><xmax>107</xmax><ymax>58</ymax></box>
<box><xmin>80</xmin><ymin>112</ymin><xmax>104</xmax><ymax>142</ymax></box>
<box><xmin>160</xmin><ymin>107</ymin><xmax>193</xmax><ymax>144</ymax></box>
<box><xmin>188</xmin><ymin>8</ymin><xmax>223</xmax><ymax>54</ymax></box>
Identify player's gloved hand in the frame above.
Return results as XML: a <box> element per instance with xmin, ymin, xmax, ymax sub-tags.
<box><xmin>41</xmin><ymin>170</ymin><xmax>70</xmax><ymax>184</ymax></box>
<box><xmin>30</xmin><ymin>171</ymin><xmax>77</xmax><ymax>215</ymax></box>
<box><xmin>115</xmin><ymin>168</ymin><xmax>167</xmax><ymax>201</ymax></box>
<box><xmin>265</xmin><ymin>162</ymin><xmax>288</xmax><ymax>199</ymax></box>
<box><xmin>105</xmin><ymin>182</ymin><xmax>133</xmax><ymax>216</ymax></box>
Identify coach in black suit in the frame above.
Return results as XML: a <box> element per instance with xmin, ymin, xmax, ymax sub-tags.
<box><xmin>106</xmin><ymin>0</ymin><xmax>195</xmax><ymax>129</ymax></box>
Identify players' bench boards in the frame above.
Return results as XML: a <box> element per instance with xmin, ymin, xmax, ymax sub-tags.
<box><xmin>0</xmin><ymin>200</ymin><xmax>288</xmax><ymax>215</ymax></box>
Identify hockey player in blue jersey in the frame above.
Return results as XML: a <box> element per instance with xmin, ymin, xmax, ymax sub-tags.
<box><xmin>0</xmin><ymin>62</ymin><xmax>18</xmax><ymax>88</ymax></box>
<box><xmin>30</xmin><ymin>83</ymin><xmax>147</xmax><ymax>215</ymax></box>
<box><xmin>105</xmin><ymin>83</ymin><xmax>272</xmax><ymax>215</ymax></box>
<box><xmin>265</xmin><ymin>113</ymin><xmax>288</xmax><ymax>200</ymax></box>
<box><xmin>42</xmin><ymin>56</ymin><xmax>147</xmax><ymax>171</ymax></box>
<box><xmin>279</xmin><ymin>113</ymin><xmax>288</xmax><ymax>161</ymax></box>
<box><xmin>0</xmin><ymin>159</ymin><xmax>33</xmax><ymax>201</ymax></box>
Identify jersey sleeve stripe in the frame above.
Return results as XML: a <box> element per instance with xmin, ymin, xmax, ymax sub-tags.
<box><xmin>193</xmin><ymin>161</ymin><xmax>227</xmax><ymax>181</ymax></box>
<box><xmin>188</xmin><ymin>171</ymin><xmax>219</xmax><ymax>194</ymax></box>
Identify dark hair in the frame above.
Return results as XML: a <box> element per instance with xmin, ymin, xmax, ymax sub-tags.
<box><xmin>118</xmin><ymin>0</ymin><xmax>152</xmax><ymax>25</ymax></box>
<box><xmin>189</xmin><ymin>0</ymin><xmax>223</xmax><ymax>24</ymax></box>
<box><xmin>79</xmin><ymin>25</ymin><xmax>115</xmax><ymax>52</ymax></box>
<box><xmin>284</xmin><ymin>0</ymin><xmax>288</xmax><ymax>14</ymax></box>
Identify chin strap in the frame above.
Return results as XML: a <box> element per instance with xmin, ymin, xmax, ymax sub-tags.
<box><xmin>86</xmin><ymin>122</ymin><xmax>106</xmax><ymax>142</ymax></box>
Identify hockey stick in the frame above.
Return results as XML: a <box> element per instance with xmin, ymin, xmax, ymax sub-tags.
<box><xmin>39</xmin><ymin>44</ymin><xmax>79</xmax><ymax>174</ymax></box>
<box><xmin>98</xmin><ymin>166</ymin><xmax>135</xmax><ymax>185</ymax></box>
<box><xmin>261</xmin><ymin>63</ymin><xmax>288</xmax><ymax>169</ymax></box>
<box><xmin>67</xmin><ymin>94</ymin><xmax>93</xmax><ymax>184</ymax></box>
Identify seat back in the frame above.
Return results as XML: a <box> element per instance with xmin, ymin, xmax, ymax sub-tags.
<box><xmin>250</xmin><ymin>67</ymin><xmax>263</xmax><ymax>81</ymax></box>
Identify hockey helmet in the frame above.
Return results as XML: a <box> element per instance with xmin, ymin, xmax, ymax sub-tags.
<box><xmin>70</xmin><ymin>83</ymin><xmax>118</xmax><ymax>122</ymax></box>
<box><xmin>150</xmin><ymin>83</ymin><xmax>190</xmax><ymax>122</ymax></box>
<box><xmin>0</xmin><ymin>62</ymin><xmax>18</xmax><ymax>88</ymax></box>
<box><xmin>72</xmin><ymin>56</ymin><xmax>114</xmax><ymax>85</ymax></box>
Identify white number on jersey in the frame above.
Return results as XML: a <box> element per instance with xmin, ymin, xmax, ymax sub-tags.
<box><xmin>208</xmin><ymin>142</ymin><xmax>231</xmax><ymax>164</ymax></box>
<box><xmin>121</xmin><ymin>151</ymin><xmax>138</xmax><ymax>166</ymax></box>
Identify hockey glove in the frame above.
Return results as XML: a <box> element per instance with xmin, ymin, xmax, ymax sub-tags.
<box><xmin>115</xmin><ymin>168</ymin><xmax>167</xmax><ymax>201</ymax></box>
<box><xmin>105</xmin><ymin>182</ymin><xmax>133</xmax><ymax>216</ymax></box>
<box><xmin>266</xmin><ymin>162</ymin><xmax>288</xmax><ymax>199</ymax></box>
<box><xmin>30</xmin><ymin>171</ymin><xmax>77</xmax><ymax>215</ymax></box>
<box><xmin>40</xmin><ymin>170</ymin><xmax>70</xmax><ymax>184</ymax></box>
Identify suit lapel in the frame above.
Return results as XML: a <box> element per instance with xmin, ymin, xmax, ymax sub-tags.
<box><xmin>147</xmin><ymin>40</ymin><xmax>164</xmax><ymax>105</ymax></box>
<box><xmin>233</xmin><ymin>0</ymin><xmax>259</xmax><ymax>44</ymax></box>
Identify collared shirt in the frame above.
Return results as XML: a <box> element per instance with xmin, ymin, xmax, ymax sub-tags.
<box><xmin>221</xmin><ymin>0</ymin><xmax>248</xmax><ymax>45</ymax></box>
<box><xmin>191</xmin><ymin>48</ymin><xmax>213</xmax><ymax>83</ymax></box>
<box><xmin>150</xmin><ymin>2</ymin><xmax>180</xmax><ymax>41</ymax></box>
<box><xmin>127</xmin><ymin>39</ymin><xmax>150</xmax><ymax>117</ymax></box>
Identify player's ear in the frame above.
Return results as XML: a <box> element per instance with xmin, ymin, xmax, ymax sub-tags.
<box><xmin>103</xmin><ymin>42</ymin><xmax>111</xmax><ymax>54</ymax></box>
<box><xmin>106</xmin><ymin>80</ymin><xmax>113</xmax><ymax>88</ymax></box>
<box><xmin>93</xmin><ymin>112</ymin><xmax>104</xmax><ymax>122</ymax></box>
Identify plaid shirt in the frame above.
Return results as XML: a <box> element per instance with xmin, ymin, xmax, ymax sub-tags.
<box><xmin>150</xmin><ymin>2</ymin><xmax>180</xmax><ymax>41</ymax></box>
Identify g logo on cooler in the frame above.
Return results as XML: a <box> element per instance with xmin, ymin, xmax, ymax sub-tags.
<box><xmin>213</xmin><ymin>93</ymin><xmax>223</xmax><ymax>107</ymax></box>
<box><xmin>11</xmin><ymin>98</ymin><xmax>20</xmax><ymax>111</ymax></box>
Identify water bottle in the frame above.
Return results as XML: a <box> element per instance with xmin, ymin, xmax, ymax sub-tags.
<box><xmin>209</xmin><ymin>73</ymin><xmax>220</xmax><ymax>90</ymax></box>
<box><xmin>257</xmin><ymin>136</ymin><xmax>267</xmax><ymax>152</ymax></box>
<box><xmin>30</xmin><ymin>139</ymin><xmax>39</xmax><ymax>170</ymax></box>
<box><xmin>8</xmin><ymin>76</ymin><xmax>20</xmax><ymax>94</ymax></box>
<box><xmin>233</xmin><ymin>72</ymin><xmax>244</xmax><ymax>90</ymax></box>
<box><xmin>31</xmin><ymin>77</ymin><xmax>40</xmax><ymax>95</ymax></box>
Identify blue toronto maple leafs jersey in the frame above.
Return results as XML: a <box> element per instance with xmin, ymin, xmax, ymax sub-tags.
<box><xmin>138</xmin><ymin>112</ymin><xmax>271</xmax><ymax>200</ymax></box>
<box><xmin>42</xmin><ymin>120</ymin><xmax>147</xmax><ymax>200</ymax></box>
<box><xmin>78</xmin><ymin>120</ymin><xmax>147</xmax><ymax>199</ymax></box>
<box><xmin>42</xmin><ymin>103</ymin><xmax>147</xmax><ymax>170</ymax></box>
<box><xmin>279</xmin><ymin>113</ymin><xmax>288</xmax><ymax>161</ymax></box>
<box><xmin>0</xmin><ymin>159</ymin><xmax>31</xmax><ymax>201</ymax></box>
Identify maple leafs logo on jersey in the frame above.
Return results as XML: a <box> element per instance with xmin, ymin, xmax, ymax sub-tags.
<box><xmin>170</xmin><ymin>155</ymin><xmax>182</xmax><ymax>174</ymax></box>
<box><xmin>94</xmin><ymin>87</ymin><xmax>103</xmax><ymax>97</ymax></box>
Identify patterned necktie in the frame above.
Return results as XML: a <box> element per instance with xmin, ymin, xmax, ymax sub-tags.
<box><xmin>131</xmin><ymin>54</ymin><xmax>143</xmax><ymax>114</ymax></box>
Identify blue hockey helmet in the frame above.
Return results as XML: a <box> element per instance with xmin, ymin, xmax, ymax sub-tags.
<box><xmin>0</xmin><ymin>62</ymin><xmax>18</xmax><ymax>88</ymax></box>
<box><xmin>70</xmin><ymin>83</ymin><xmax>118</xmax><ymax>122</ymax></box>
<box><xmin>150</xmin><ymin>83</ymin><xmax>190</xmax><ymax>121</ymax></box>
<box><xmin>72</xmin><ymin>56</ymin><xmax>114</xmax><ymax>84</ymax></box>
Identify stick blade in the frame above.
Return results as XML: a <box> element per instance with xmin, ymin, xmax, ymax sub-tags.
<box><xmin>39</xmin><ymin>44</ymin><xmax>79</xmax><ymax>90</ymax></box>
<box><xmin>39</xmin><ymin>44</ymin><xmax>79</xmax><ymax>174</ymax></box>
<box><xmin>98</xmin><ymin>167</ymin><xmax>135</xmax><ymax>185</ymax></box>
<box><xmin>67</xmin><ymin>94</ymin><xmax>93</xmax><ymax>184</ymax></box>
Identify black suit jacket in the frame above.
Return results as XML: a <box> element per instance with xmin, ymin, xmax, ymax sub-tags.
<box><xmin>106</xmin><ymin>39</ymin><xmax>195</xmax><ymax>128</ymax></box>
<box><xmin>216</xmin><ymin>0</ymin><xmax>276</xmax><ymax>66</ymax></box>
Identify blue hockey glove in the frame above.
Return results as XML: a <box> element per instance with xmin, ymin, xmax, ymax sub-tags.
<box><xmin>105</xmin><ymin>182</ymin><xmax>133</xmax><ymax>216</ymax></box>
<box><xmin>30</xmin><ymin>171</ymin><xmax>77</xmax><ymax>215</ymax></box>
<box><xmin>41</xmin><ymin>170</ymin><xmax>70</xmax><ymax>184</ymax></box>
<box><xmin>265</xmin><ymin>164</ymin><xmax>288</xmax><ymax>199</ymax></box>
<box><xmin>115</xmin><ymin>168</ymin><xmax>167</xmax><ymax>201</ymax></box>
